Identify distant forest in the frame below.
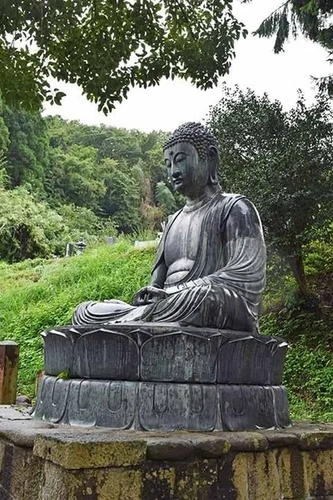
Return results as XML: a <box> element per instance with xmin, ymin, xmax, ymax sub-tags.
<box><xmin>0</xmin><ymin>97</ymin><xmax>180</xmax><ymax>262</ymax></box>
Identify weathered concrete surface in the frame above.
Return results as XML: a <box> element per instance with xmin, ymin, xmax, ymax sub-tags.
<box><xmin>0</xmin><ymin>407</ymin><xmax>332</xmax><ymax>499</ymax></box>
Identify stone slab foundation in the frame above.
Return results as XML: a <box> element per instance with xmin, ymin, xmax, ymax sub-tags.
<box><xmin>0</xmin><ymin>407</ymin><xmax>332</xmax><ymax>500</ymax></box>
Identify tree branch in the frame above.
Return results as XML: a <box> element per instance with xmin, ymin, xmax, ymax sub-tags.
<box><xmin>253</xmin><ymin>0</ymin><xmax>291</xmax><ymax>35</ymax></box>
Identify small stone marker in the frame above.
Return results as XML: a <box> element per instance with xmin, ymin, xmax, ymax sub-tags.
<box><xmin>0</xmin><ymin>341</ymin><xmax>19</xmax><ymax>404</ymax></box>
<box><xmin>134</xmin><ymin>239</ymin><xmax>159</xmax><ymax>248</ymax></box>
<box><xmin>65</xmin><ymin>243</ymin><xmax>74</xmax><ymax>257</ymax></box>
<box><xmin>75</xmin><ymin>240</ymin><xmax>86</xmax><ymax>255</ymax></box>
<box><xmin>105</xmin><ymin>236</ymin><xmax>117</xmax><ymax>245</ymax></box>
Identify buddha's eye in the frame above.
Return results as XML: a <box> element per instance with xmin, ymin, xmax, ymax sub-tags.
<box><xmin>165</xmin><ymin>159</ymin><xmax>171</xmax><ymax>169</ymax></box>
<box><xmin>175</xmin><ymin>154</ymin><xmax>186</xmax><ymax>163</ymax></box>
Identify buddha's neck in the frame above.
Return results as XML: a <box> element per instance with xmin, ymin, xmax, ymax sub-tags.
<box><xmin>185</xmin><ymin>185</ymin><xmax>220</xmax><ymax>208</ymax></box>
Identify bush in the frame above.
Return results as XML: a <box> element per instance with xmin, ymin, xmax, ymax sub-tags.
<box><xmin>260</xmin><ymin>305</ymin><xmax>333</xmax><ymax>422</ymax></box>
<box><xmin>283</xmin><ymin>339</ymin><xmax>333</xmax><ymax>422</ymax></box>
<box><xmin>57</xmin><ymin>203</ymin><xmax>117</xmax><ymax>250</ymax></box>
<box><xmin>0</xmin><ymin>187</ymin><xmax>118</xmax><ymax>262</ymax></box>
<box><xmin>0</xmin><ymin>186</ymin><xmax>66</xmax><ymax>262</ymax></box>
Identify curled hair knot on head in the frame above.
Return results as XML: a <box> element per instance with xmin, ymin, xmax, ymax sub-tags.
<box><xmin>163</xmin><ymin>122</ymin><xmax>218</xmax><ymax>161</ymax></box>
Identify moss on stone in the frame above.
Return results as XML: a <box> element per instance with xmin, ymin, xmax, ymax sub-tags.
<box><xmin>33</xmin><ymin>435</ymin><xmax>147</xmax><ymax>469</ymax></box>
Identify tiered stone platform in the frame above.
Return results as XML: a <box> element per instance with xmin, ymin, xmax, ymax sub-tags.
<box><xmin>34</xmin><ymin>322</ymin><xmax>290</xmax><ymax>431</ymax></box>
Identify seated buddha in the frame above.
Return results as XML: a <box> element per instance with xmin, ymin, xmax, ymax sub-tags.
<box><xmin>73</xmin><ymin>122</ymin><xmax>266</xmax><ymax>333</ymax></box>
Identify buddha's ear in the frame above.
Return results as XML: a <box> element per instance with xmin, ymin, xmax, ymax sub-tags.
<box><xmin>208</xmin><ymin>145</ymin><xmax>219</xmax><ymax>185</ymax></box>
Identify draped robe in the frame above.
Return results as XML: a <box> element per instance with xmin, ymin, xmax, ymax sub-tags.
<box><xmin>73</xmin><ymin>192</ymin><xmax>266</xmax><ymax>333</ymax></box>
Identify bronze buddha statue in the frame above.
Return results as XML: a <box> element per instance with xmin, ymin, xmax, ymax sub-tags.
<box><xmin>35</xmin><ymin>123</ymin><xmax>290</xmax><ymax>432</ymax></box>
<box><xmin>73</xmin><ymin>122</ymin><xmax>266</xmax><ymax>333</ymax></box>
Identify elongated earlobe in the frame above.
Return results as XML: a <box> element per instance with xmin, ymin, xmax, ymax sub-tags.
<box><xmin>208</xmin><ymin>146</ymin><xmax>219</xmax><ymax>185</ymax></box>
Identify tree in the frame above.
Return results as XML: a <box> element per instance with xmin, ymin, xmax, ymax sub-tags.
<box><xmin>155</xmin><ymin>181</ymin><xmax>177</xmax><ymax>216</ymax></box>
<box><xmin>132</xmin><ymin>161</ymin><xmax>154</xmax><ymax>204</ymax></box>
<box><xmin>208</xmin><ymin>86</ymin><xmax>333</xmax><ymax>297</ymax></box>
<box><xmin>243</xmin><ymin>0</ymin><xmax>333</xmax><ymax>95</ymax></box>
<box><xmin>3</xmin><ymin>105</ymin><xmax>49</xmax><ymax>192</ymax></box>
<box><xmin>0</xmin><ymin>1</ymin><xmax>246</xmax><ymax>112</ymax></box>
<box><xmin>45</xmin><ymin>116</ymin><xmax>174</xmax><ymax>232</ymax></box>
<box><xmin>45</xmin><ymin>144</ymin><xmax>106</xmax><ymax>210</ymax></box>
<box><xmin>0</xmin><ymin>95</ymin><xmax>9</xmax><ymax>159</ymax></box>
<box><xmin>97</xmin><ymin>128</ymin><xmax>142</xmax><ymax>166</ymax></box>
<box><xmin>99</xmin><ymin>159</ymin><xmax>142</xmax><ymax>234</ymax></box>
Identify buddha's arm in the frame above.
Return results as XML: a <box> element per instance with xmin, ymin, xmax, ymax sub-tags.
<box><xmin>213</xmin><ymin>198</ymin><xmax>266</xmax><ymax>304</ymax></box>
<box><xmin>150</xmin><ymin>259</ymin><xmax>168</xmax><ymax>289</ymax></box>
<box><xmin>132</xmin><ymin>259</ymin><xmax>168</xmax><ymax>306</ymax></box>
<box><xmin>140</xmin><ymin>198</ymin><xmax>265</xmax><ymax>329</ymax></box>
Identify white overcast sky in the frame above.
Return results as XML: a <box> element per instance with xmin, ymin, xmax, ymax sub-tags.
<box><xmin>42</xmin><ymin>0</ymin><xmax>332</xmax><ymax>132</ymax></box>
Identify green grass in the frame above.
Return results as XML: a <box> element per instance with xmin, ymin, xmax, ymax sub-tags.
<box><xmin>260</xmin><ymin>312</ymin><xmax>333</xmax><ymax>422</ymax></box>
<box><xmin>0</xmin><ymin>238</ymin><xmax>331</xmax><ymax>423</ymax></box>
<box><xmin>0</xmin><ymin>240</ymin><xmax>154</xmax><ymax>395</ymax></box>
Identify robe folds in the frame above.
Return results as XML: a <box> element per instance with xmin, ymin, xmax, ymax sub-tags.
<box><xmin>73</xmin><ymin>192</ymin><xmax>266</xmax><ymax>333</ymax></box>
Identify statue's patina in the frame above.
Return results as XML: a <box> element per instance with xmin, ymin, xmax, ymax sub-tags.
<box><xmin>34</xmin><ymin>123</ymin><xmax>290</xmax><ymax>431</ymax></box>
<box><xmin>73</xmin><ymin>123</ymin><xmax>266</xmax><ymax>332</ymax></box>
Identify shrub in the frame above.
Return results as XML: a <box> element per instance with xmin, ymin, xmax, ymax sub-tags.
<box><xmin>0</xmin><ymin>186</ymin><xmax>66</xmax><ymax>262</ymax></box>
<box><xmin>0</xmin><ymin>187</ymin><xmax>118</xmax><ymax>262</ymax></box>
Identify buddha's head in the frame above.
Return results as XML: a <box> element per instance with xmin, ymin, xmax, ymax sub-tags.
<box><xmin>163</xmin><ymin>122</ymin><xmax>220</xmax><ymax>199</ymax></box>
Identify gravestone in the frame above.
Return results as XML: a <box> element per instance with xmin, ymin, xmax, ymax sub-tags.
<box><xmin>65</xmin><ymin>243</ymin><xmax>74</xmax><ymax>257</ymax></box>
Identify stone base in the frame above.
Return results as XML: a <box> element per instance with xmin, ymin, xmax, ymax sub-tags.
<box><xmin>34</xmin><ymin>375</ymin><xmax>290</xmax><ymax>431</ymax></box>
<box><xmin>41</xmin><ymin>322</ymin><xmax>288</xmax><ymax>385</ymax></box>
<box><xmin>0</xmin><ymin>407</ymin><xmax>333</xmax><ymax>500</ymax></box>
<box><xmin>36</xmin><ymin>322</ymin><xmax>291</xmax><ymax>431</ymax></box>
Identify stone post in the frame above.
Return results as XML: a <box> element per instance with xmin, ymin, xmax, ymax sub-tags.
<box><xmin>0</xmin><ymin>341</ymin><xmax>19</xmax><ymax>404</ymax></box>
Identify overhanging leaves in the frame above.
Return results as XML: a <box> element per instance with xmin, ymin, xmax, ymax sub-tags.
<box><xmin>0</xmin><ymin>0</ymin><xmax>246</xmax><ymax>111</ymax></box>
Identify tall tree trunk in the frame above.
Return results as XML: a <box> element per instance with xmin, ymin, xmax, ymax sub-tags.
<box><xmin>286</xmin><ymin>254</ymin><xmax>309</xmax><ymax>297</ymax></box>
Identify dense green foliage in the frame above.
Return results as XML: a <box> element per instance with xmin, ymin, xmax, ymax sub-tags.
<box><xmin>0</xmin><ymin>99</ymin><xmax>179</xmax><ymax>262</ymax></box>
<box><xmin>3</xmin><ymin>105</ymin><xmax>49</xmax><ymax>191</ymax></box>
<box><xmin>208</xmin><ymin>86</ymin><xmax>333</xmax><ymax>297</ymax></box>
<box><xmin>0</xmin><ymin>1</ymin><xmax>246</xmax><ymax>112</ymax></box>
<box><xmin>0</xmin><ymin>239</ymin><xmax>331</xmax><ymax>422</ymax></box>
<box><xmin>0</xmin><ymin>184</ymin><xmax>117</xmax><ymax>262</ymax></box>
<box><xmin>243</xmin><ymin>0</ymin><xmax>333</xmax><ymax>95</ymax></box>
<box><xmin>43</xmin><ymin>116</ymin><xmax>176</xmax><ymax>232</ymax></box>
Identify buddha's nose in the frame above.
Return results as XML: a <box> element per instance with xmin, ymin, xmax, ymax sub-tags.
<box><xmin>170</xmin><ymin>165</ymin><xmax>181</xmax><ymax>180</ymax></box>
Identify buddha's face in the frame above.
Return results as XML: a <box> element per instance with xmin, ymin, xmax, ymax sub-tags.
<box><xmin>164</xmin><ymin>142</ymin><xmax>209</xmax><ymax>199</ymax></box>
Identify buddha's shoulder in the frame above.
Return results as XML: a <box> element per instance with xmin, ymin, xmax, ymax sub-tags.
<box><xmin>166</xmin><ymin>193</ymin><xmax>257</xmax><ymax>223</ymax></box>
<box><xmin>221</xmin><ymin>193</ymin><xmax>256</xmax><ymax>211</ymax></box>
<box><xmin>220</xmin><ymin>192</ymin><xmax>246</xmax><ymax>203</ymax></box>
<box><xmin>220</xmin><ymin>194</ymin><xmax>262</xmax><ymax>229</ymax></box>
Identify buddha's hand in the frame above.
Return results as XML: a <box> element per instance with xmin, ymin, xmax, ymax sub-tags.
<box><xmin>132</xmin><ymin>286</ymin><xmax>168</xmax><ymax>306</ymax></box>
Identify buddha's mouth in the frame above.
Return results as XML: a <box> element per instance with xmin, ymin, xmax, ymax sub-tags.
<box><xmin>173</xmin><ymin>178</ymin><xmax>183</xmax><ymax>187</ymax></box>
